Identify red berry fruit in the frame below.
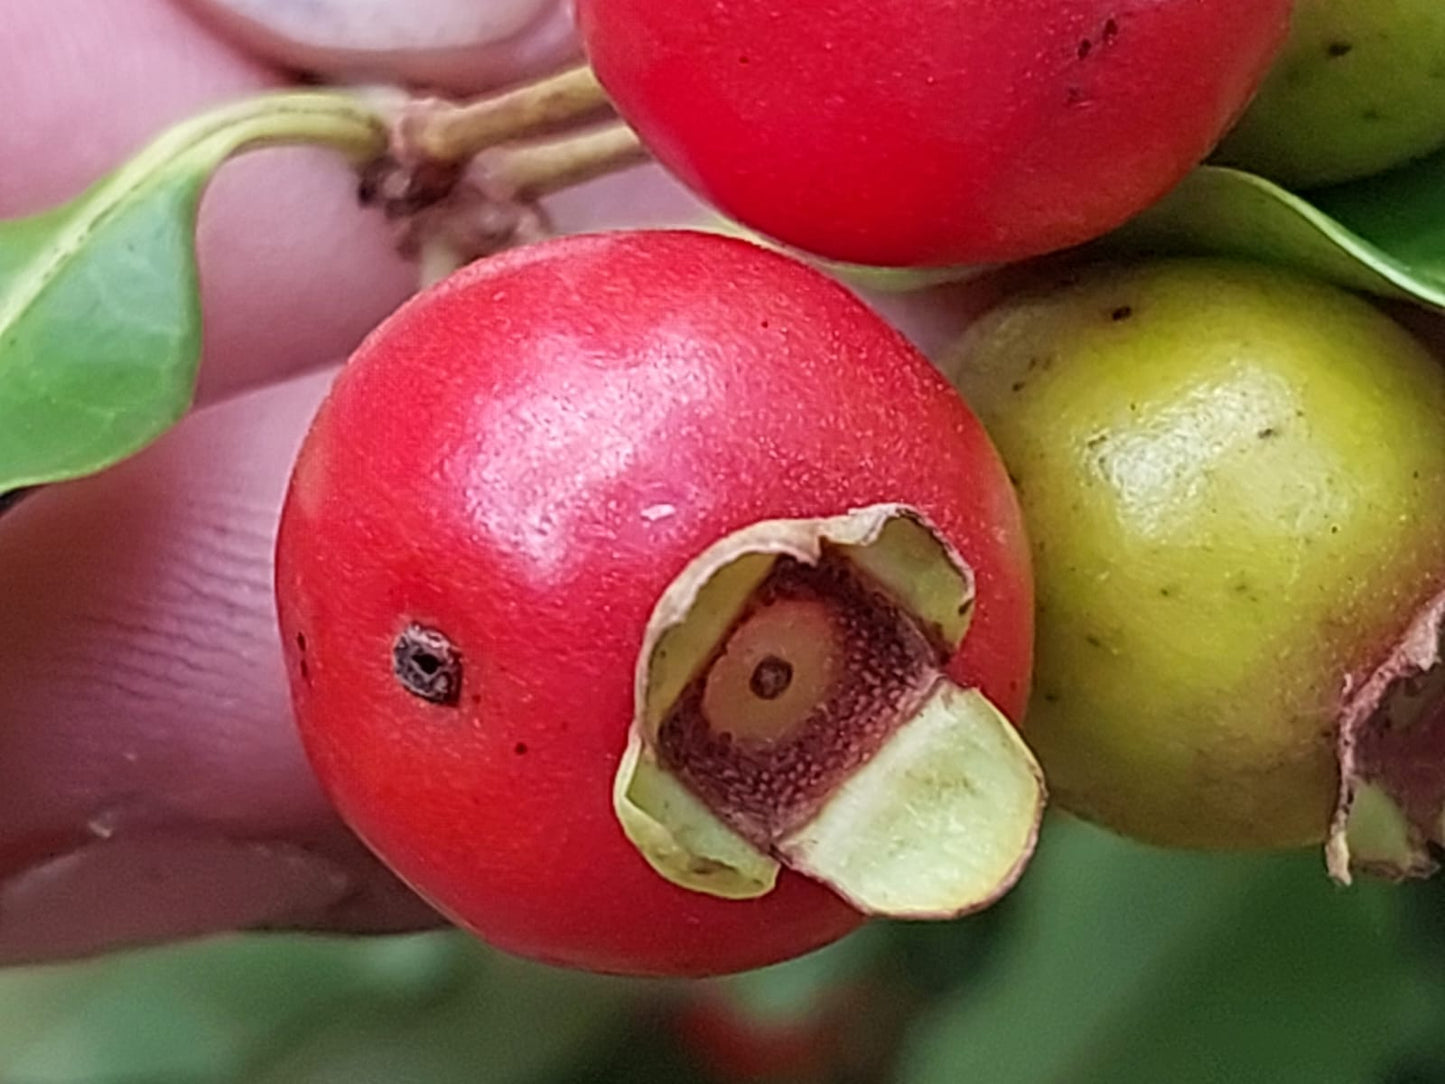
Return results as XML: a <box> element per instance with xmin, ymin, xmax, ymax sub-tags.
<box><xmin>275</xmin><ymin>231</ymin><xmax>1043</xmax><ymax>977</ymax></box>
<box><xmin>577</xmin><ymin>0</ymin><xmax>1292</xmax><ymax>267</ymax></box>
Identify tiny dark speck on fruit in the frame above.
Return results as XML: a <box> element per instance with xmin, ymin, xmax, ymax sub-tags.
<box><xmin>1326</xmin><ymin>41</ymin><xmax>1354</xmax><ymax>59</ymax></box>
<box><xmin>514</xmin><ymin>742</ymin><xmax>529</xmax><ymax>755</ymax></box>
<box><xmin>1363</xmin><ymin>108</ymin><xmax>1384</xmax><ymax>122</ymax></box>
<box><xmin>299</xmin><ymin>658</ymin><xmax>311</xmax><ymax>682</ymax></box>
<box><xmin>1043</xmin><ymin>691</ymin><xmax>1061</xmax><ymax>704</ymax></box>
<box><xmin>1110</xmin><ymin>305</ymin><xmax>1134</xmax><ymax>322</ymax></box>
<box><xmin>1102</xmin><ymin>18</ymin><xmax>1120</xmax><ymax>43</ymax></box>
<box><xmin>1011</xmin><ymin>380</ymin><xmax>1027</xmax><ymax>393</ymax></box>
<box><xmin>295</xmin><ymin>632</ymin><xmax>307</xmax><ymax>653</ymax></box>
<box><xmin>1257</xmin><ymin>427</ymin><xmax>1278</xmax><ymax>439</ymax></box>
<box><xmin>1077</xmin><ymin>39</ymin><xmax>1093</xmax><ymax>60</ymax></box>
<box><xmin>1085</xmin><ymin>634</ymin><xmax>1104</xmax><ymax>649</ymax></box>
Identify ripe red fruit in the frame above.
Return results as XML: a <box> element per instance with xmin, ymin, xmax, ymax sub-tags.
<box><xmin>275</xmin><ymin>231</ymin><xmax>1039</xmax><ymax>977</ymax></box>
<box><xmin>577</xmin><ymin>0</ymin><xmax>1292</xmax><ymax>267</ymax></box>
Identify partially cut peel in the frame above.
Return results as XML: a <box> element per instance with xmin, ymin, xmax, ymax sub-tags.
<box><xmin>1328</xmin><ymin>588</ymin><xmax>1445</xmax><ymax>883</ymax></box>
<box><xmin>613</xmin><ymin>504</ymin><xmax>1046</xmax><ymax>916</ymax></box>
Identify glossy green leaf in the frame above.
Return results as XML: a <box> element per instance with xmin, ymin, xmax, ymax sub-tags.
<box><xmin>0</xmin><ymin>91</ymin><xmax>387</xmax><ymax>493</ymax></box>
<box><xmin>900</xmin><ymin>817</ymin><xmax>1425</xmax><ymax>1084</ymax></box>
<box><xmin>1103</xmin><ymin>150</ymin><xmax>1445</xmax><ymax>310</ymax></box>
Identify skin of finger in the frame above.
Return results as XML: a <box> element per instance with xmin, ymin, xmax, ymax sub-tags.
<box><xmin>0</xmin><ymin>0</ymin><xmax>418</xmax><ymax>404</ymax></box>
<box><xmin>0</xmin><ymin>366</ymin><xmax>440</xmax><ymax>963</ymax></box>
<box><xmin>177</xmin><ymin>0</ymin><xmax>582</xmax><ymax>94</ymax></box>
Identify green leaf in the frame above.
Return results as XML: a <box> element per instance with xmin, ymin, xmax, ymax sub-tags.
<box><xmin>1102</xmin><ymin>151</ymin><xmax>1445</xmax><ymax>310</ymax></box>
<box><xmin>0</xmin><ymin>91</ymin><xmax>388</xmax><ymax>493</ymax></box>
<box><xmin>899</xmin><ymin>816</ymin><xmax>1426</xmax><ymax>1084</ymax></box>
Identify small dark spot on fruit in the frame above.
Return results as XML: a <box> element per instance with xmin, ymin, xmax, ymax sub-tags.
<box><xmin>1362</xmin><ymin>107</ymin><xmax>1384</xmax><ymax>122</ymax></box>
<box><xmin>393</xmin><ymin>623</ymin><xmax>463</xmax><ymax>706</ymax></box>
<box><xmin>299</xmin><ymin>658</ymin><xmax>310</xmax><ymax>682</ymax></box>
<box><xmin>295</xmin><ymin>632</ymin><xmax>307</xmax><ymax>653</ymax></box>
<box><xmin>1257</xmin><ymin>426</ymin><xmax>1278</xmax><ymax>439</ymax></box>
<box><xmin>1326</xmin><ymin>41</ymin><xmax>1354</xmax><ymax>59</ymax></box>
<box><xmin>1110</xmin><ymin>305</ymin><xmax>1134</xmax><ymax>322</ymax></box>
<box><xmin>749</xmin><ymin>655</ymin><xmax>795</xmax><ymax>700</ymax></box>
<box><xmin>1042</xmin><ymin>691</ymin><xmax>1061</xmax><ymax>704</ymax></box>
<box><xmin>1011</xmin><ymin>380</ymin><xmax>1027</xmax><ymax>393</ymax></box>
<box><xmin>1085</xmin><ymin>634</ymin><xmax>1104</xmax><ymax>649</ymax></box>
<box><xmin>1077</xmin><ymin>39</ymin><xmax>1093</xmax><ymax>60</ymax></box>
<box><xmin>760</xmin><ymin>318</ymin><xmax>770</xmax><ymax>329</ymax></box>
<box><xmin>1066</xmin><ymin>85</ymin><xmax>1087</xmax><ymax>106</ymax></box>
<box><xmin>1159</xmin><ymin>586</ymin><xmax>1175</xmax><ymax>598</ymax></box>
<box><xmin>738</xmin><ymin>55</ymin><xmax>750</xmax><ymax>65</ymax></box>
<box><xmin>514</xmin><ymin>742</ymin><xmax>529</xmax><ymax>755</ymax></box>
<box><xmin>1102</xmin><ymin>18</ymin><xmax>1119</xmax><ymax>42</ymax></box>
<box><xmin>1085</xmin><ymin>433</ymin><xmax>1109</xmax><ymax>452</ymax></box>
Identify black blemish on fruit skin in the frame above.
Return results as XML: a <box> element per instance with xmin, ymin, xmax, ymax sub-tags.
<box><xmin>1110</xmin><ymin>305</ymin><xmax>1134</xmax><ymax>322</ymax></box>
<box><xmin>1258</xmin><ymin>426</ymin><xmax>1279</xmax><ymax>439</ymax></box>
<box><xmin>1326</xmin><ymin>41</ymin><xmax>1354</xmax><ymax>59</ymax></box>
<box><xmin>393</xmin><ymin>623</ymin><xmax>463</xmax><ymax>706</ymax></box>
<box><xmin>1102</xmin><ymin>18</ymin><xmax>1120</xmax><ymax>44</ymax></box>
<box><xmin>1077</xmin><ymin>39</ymin><xmax>1093</xmax><ymax>60</ymax></box>
<box><xmin>514</xmin><ymin>742</ymin><xmax>529</xmax><ymax>756</ymax></box>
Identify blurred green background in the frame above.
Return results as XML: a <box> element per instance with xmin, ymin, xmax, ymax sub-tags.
<box><xmin>5</xmin><ymin>815</ymin><xmax>1443</xmax><ymax>1084</ymax></box>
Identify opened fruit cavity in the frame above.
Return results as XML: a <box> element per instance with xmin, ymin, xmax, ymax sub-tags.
<box><xmin>1329</xmin><ymin>588</ymin><xmax>1445</xmax><ymax>883</ymax></box>
<box><xmin>613</xmin><ymin>504</ymin><xmax>1046</xmax><ymax>918</ymax></box>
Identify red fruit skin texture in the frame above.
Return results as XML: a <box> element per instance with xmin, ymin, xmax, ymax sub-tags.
<box><xmin>275</xmin><ymin>230</ymin><xmax>1033</xmax><ymax>977</ymax></box>
<box><xmin>577</xmin><ymin>0</ymin><xmax>1292</xmax><ymax>268</ymax></box>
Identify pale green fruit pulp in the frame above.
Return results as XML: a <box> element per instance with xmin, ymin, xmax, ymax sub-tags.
<box><xmin>1215</xmin><ymin>0</ymin><xmax>1445</xmax><ymax>188</ymax></box>
<box><xmin>944</xmin><ymin>259</ymin><xmax>1445</xmax><ymax>849</ymax></box>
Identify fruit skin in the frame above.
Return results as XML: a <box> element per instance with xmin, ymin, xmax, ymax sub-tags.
<box><xmin>577</xmin><ymin>0</ymin><xmax>1290</xmax><ymax>268</ymax></box>
<box><xmin>943</xmin><ymin>259</ymin><xmax>1445</xmax><ymax>850</ymax></box>
<box><xmin>1214</xmin><ymin>0</ymin><xmax>1445</xmax><ymax>188</ymax></box>
<box><xmin>275</xmin><ymin>230</ymin><xmax>1033</xmax><ymax>977</ymax></box>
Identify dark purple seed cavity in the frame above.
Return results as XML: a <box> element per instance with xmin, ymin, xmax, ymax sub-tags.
<box><xmin>657</xmin><ymin>550</ymin><xmax>941</xmax><ymax>845</ymax></box>
<box><xmin>393</xmin><ymin>623</ymin><xmax>462</xmax><ymax>706</ymax></box>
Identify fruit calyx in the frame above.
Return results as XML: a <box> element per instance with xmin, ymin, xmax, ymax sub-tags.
<box><xmin>362</xmin><ymin>64</ymin><xmax>648</xmax><ymax>271</ymax></box>
<box><xmin>613</xmin><ymin>504</ymin><xmax>1046</xmax><ymax>918</ymax></box>
<box><xmin>1330</xmin><ymin>587</ymin><xmax>1445</xmax><ymax>882</ymax></box>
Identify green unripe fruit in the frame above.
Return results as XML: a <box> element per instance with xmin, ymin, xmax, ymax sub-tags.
<box><xmin>1215</xmin><ymin>0</ymin><xmax>1445</xmax><ymax>188</ymax></box>
<box><xmin>943</xmin><ymin>259</ymin><xmax>1445</xmax><ymax>855</ymax></box>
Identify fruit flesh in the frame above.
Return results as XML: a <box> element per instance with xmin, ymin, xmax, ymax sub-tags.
<box><xmin>276</xmin><ymin>231</ymin><xmax>1034</xmax><ymax>976</ymax></box>
<box><xmin>944</xmin><ymin>258</ymin><xmax>1445</xmax><ymax>851</ymax></box>
<box><xmin>579</xmin><ymin>0</ymin><xmax>1290</xmax><ymax>267</ymax></box>
<box><xmin>1214</xmin><ymin>0</ymin><xmax>1445</xmax><ymax>188</ymax></box>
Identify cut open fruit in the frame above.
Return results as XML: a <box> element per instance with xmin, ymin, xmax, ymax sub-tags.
<box><xmin>613</xmin><ymin>504</ymin><xmax>1046</xmax><ymax>918</ymax></box>
<box><xmin>1330</xmin><ymin>588</ymin><xmax>1445</xmax><ymax>882</ymax></box>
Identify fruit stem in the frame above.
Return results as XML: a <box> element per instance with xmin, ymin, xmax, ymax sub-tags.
<box><xmin>479</xmin><ymin>122</ymin><xmax>649</xmax><ymax>200</ymax></box>
<box><xmin>400</xmin><ymin>64</ymin><xmax>617</xmax><ymax>165</ymax></box>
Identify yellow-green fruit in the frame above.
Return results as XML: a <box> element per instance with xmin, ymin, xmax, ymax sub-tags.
<box><xmin>942</xmin><ymin>259</ymin><xmax>1445</xmax><ymax>850</ymax></box>
<box><xmin>1214</xmin><ymin>0</ymin><xmax>1445</xmax><ymax>188</ymax></box>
